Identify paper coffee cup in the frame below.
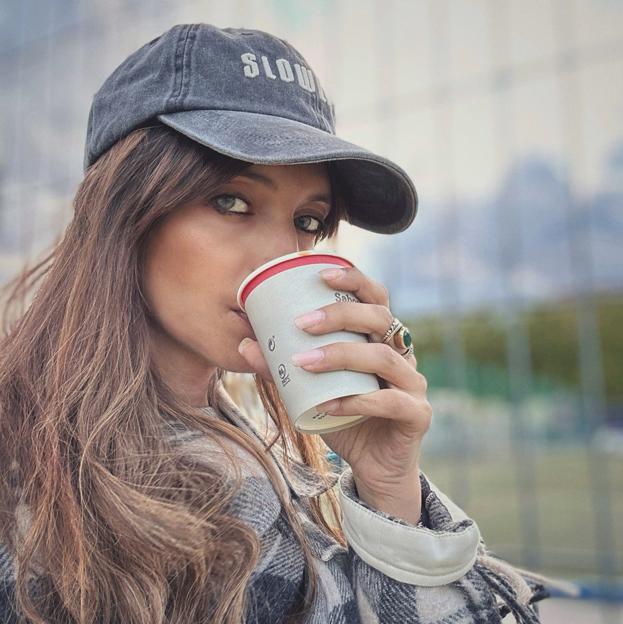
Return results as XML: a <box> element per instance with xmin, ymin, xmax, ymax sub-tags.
<box><xmin>237</xmin><ymin>251</ymin><xmax>379</xmax><ymax>434</ymax></box>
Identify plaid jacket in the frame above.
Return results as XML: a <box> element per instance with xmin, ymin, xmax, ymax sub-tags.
<box><xmin>0</xmin><ymin>382</ymin><xmax>555</xmax><ymax>623</ymax></box>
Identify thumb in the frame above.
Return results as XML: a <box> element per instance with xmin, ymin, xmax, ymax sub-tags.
<box><xmin>238</xmin><ymin>338</ymin><xmax>273</xmax><ymax>383</ymax></box>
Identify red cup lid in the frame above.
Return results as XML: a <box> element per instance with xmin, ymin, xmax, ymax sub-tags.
<box><xmin>236</xmin><ymin>251</ymin><xmax>353</xmax><ymax>310</ymax></box>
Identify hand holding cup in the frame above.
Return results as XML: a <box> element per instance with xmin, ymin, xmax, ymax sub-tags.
<box><xmin>238</xmin><ymin>257</ymin><xmax>432</xmax><ymax>515</ymax></box>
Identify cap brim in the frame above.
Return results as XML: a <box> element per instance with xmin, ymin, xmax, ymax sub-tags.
<box><xmin>156</xmin><ymin>109</ymin><xmax>417</xmax><ymax>234</ymax></box>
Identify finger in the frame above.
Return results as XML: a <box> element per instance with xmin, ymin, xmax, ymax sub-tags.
<box><xmin>295</xmin><ymin>301</ymin><xmax>396</xmax><ymax>344</ymax></box>
<box><xmin>295</xmin><ymin>300</ymin><xmax>416</xmax><ymax>353</ymax></box>
<box><xmin>319</xmin><ymin>265</ymin><xmax>390</xmax><ymax>307</ymax></box>
<box><xmin>316</xmin><ymin>388</ymin><xmax>432</xmax><ymax>432</ymax></box>
<box><xmin>291</xmin><ymin>341</ymin><xmax>424</xmax><ymax>392</ymax></box>
<box><xmin>238</xmin><ymin>338</ymin><xmax>273</xmax><ymax>383</ymax></box>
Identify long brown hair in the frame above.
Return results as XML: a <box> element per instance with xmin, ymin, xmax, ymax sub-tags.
<box><xmin>0</xmin><ymin>123</ymin><xmax>348</xmax><ymax>623</ymax></box>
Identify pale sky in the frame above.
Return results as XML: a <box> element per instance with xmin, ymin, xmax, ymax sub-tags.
<box><xmin>278</xmin><ymin>0</ymin><xmax>623</xmax><ymax>269</ymax></box>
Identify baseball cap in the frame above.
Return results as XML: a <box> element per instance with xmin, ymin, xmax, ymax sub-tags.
<box><xmin>83</xmin><ymin>23</ymin><xmax>418</xmax><ymax>234</ymax></box>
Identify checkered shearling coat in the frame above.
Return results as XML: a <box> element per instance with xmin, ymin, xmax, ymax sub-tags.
<box><xmin>0</xmin><ymin>382</ymin><xmax>559</xmax><ymax>623</ymax></box>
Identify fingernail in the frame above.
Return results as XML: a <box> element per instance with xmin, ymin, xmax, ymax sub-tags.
<box><xmin>291</xmin><ymin>349</ymin><xmax>324</xmax><ymax>366</ymax></box>
<box><xmin>317</xmin><ymin>398</ymin><xmax>340</xmax><ymax>413</ymax></box>
<box><xmin>238</xmin><ymin>338</ymin><xmax>253</xmax><ymax>354</ymax></box>
<box><xmin>294</xmin><ymin>309</ymin><xmax>325</xmax><ymax>329</ymax></box>
<box><xmin>319</xmin><ymin>268</ymin><xmax>346</xmax><ymax>280</ymax></box>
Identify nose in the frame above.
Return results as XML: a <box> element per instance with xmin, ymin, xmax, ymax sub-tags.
<box><xmin>255</xmin><ymin>225</ymin><xmax>301</xmax><ymax>269</ymax></box>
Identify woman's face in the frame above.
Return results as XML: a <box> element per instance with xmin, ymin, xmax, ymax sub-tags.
<box><xmin>142</xmin><ymin>162</ymin><xmax>333</xmax><ymax>407</ymax></box>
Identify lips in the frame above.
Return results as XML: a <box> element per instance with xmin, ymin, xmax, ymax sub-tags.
<box><xmin>233</xmin><ymin>308</ymin><xmax>256</xmax><ymax>338</ymax></box>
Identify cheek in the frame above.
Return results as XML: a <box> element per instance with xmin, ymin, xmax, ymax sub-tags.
<box><xmin>141</xmin><ymin>220</ymin><xmax>234</xmax><ymax>338</ymax></box>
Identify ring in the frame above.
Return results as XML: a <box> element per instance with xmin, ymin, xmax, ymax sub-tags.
<box><xmin>379</xmin><ymin>317</ymin><xmax>414</xmax><ymax>358</ymax></box>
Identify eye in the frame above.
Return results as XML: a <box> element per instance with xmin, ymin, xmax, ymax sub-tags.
<box><xmin>295</xmin><ymin>214</ymin><xmax>325</xmax><ymax>235</ymax></box>
<box><xmin>211</xmin><ymin>194</ymin><xmax>250</xmax><ymax>214</ymax></box>
<box><xmin>210</xmin><ymin>193</ymin><xmax>328</xmax><ymax>236</ymax></box>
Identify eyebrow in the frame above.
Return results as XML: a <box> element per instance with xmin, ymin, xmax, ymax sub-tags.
<box><xmin>233</xmin><ymin>171</ymin><xmax>332</xmax><ymax>205</ymax></box>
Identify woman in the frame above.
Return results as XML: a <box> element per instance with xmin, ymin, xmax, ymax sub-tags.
<box><xmin>0</xmin><ymin>23</ymin><xmax>556</xmax><ymax>623</ymax></box>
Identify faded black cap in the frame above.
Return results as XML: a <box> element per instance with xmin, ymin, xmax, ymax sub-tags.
<box><xmin>84</xmin><ymin>23</ymin><xmax>418</xmax><ymax>234</ymax></box>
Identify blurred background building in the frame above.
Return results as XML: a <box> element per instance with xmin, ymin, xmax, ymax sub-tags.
<box><xmin>1</xmin><ymin>1</ymin><xmax>622</xmax><ymax>621</ymax></box>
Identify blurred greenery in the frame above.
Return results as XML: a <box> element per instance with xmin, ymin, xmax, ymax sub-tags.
<box><xmin>407</xmin><ymin>291</ymin><xmax>623</xmax><ymax>405</ymax></box>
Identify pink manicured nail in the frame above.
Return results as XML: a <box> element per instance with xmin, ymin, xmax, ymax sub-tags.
<box><xmin>319</xmin><ymin>268</ymin><xmax>346</xmax><ymax>280</ymax></box>
<box><xmin>317</xmin><ymin>398</ymin><xmax>340</xmax><ymax>413</ymax></box>
<box><xmin>294</xmin><ymin>309</ymin><xmax>325</xmax><ymax>329</ymax></box>
<box><xmin>291</xmin><ymin>349</ymin><xmax>324</xmax><ymax>366</ymax></box>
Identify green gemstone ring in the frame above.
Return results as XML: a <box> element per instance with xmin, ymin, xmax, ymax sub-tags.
<box><xmin>381</xmin><ymin>318</ymin><xmax>415</xmax><ymax>358</ymax></box>
<box><xmin>392</xmin><ymin>326</ymin><xmax>412</xmax><ymax>350</ymax></box>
